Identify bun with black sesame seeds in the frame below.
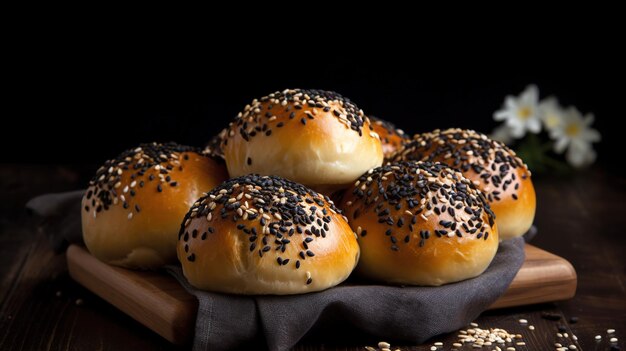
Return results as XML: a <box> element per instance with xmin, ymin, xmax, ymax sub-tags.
<box><xmin>220</xmin><ymin>89</ymin><xmax>384</xmax><ymax>192</ymax></box>
<box><xmin>177</xmin><ymin>174</ymin><xmax>360</xmax><ymax>295</ymax></box>
<box><xmin>369</xmin><ymin>116</ymin><xmax>409</xmax><ymax>158</ymax></box>
<box><xmin>338</xmin><ymin>161</ymin><xmax>499</xmax><ymax>286</ymax></box>
<box><xmin>390</xmin><ymin>128</ymin><xmax>536</xmax><ymax>240</ymax></box>
<box><xmin>81</xmin><ymin>142</ymin><xmax>228</xmax><ymax>269</ymax></box>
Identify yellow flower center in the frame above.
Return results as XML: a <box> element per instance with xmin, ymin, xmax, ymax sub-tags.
<box><xmin>545</xmin><ymin>113</ymin><xmax>561</xmax><ymax>128</ymax></box>
<box><xmin>565</xmin><ymin>123</ymin><xmax>581</xmax><ymax>137</ymax></box>
<box><xmin>518</xmin><ymin>106</ymin><xmax>532</xmax><ymax>120</ymax></box>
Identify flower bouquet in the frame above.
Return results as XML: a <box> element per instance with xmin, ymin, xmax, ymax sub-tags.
<box><xmin>490</xmin><ymin>85</ymin><xmax>601</xmax><ymax>173</ymax></box>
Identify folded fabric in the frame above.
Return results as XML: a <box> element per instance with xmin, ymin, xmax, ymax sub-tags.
<box><xmin>27</xmin><ymin>191</ymin><xmax>526</xmax><ymax>351</ymax></box>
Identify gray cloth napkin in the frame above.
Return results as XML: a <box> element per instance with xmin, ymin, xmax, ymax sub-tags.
<box><xmin>27</xmin><ymin>191</ymin><xmax>526</xmax><ymax>351</ymax></box>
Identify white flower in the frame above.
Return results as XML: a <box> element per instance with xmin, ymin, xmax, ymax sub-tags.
<box><xmin>494</xmin><ymin>85</ymin><xmax>542</xmax><ymax>138</ymax></box>
<box><xmin>539</xmin><ymin>97</ymin><xmax>566</xmax><ymax>133</ymax></box>
<box><xmin>551</xmin><ymin>107</ymin><xmax>601</xmax><ymax>168</ymax></box>
<box><xmin>489</xmin><ymin>124</ymin><xmax>515</xmax><ymax>145</ymax></box>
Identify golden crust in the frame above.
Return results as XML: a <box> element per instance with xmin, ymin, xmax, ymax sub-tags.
<box><xmin>81</xmin><ymin>143</ymin><xmax>228</xmax><ymax>269</ymax></box>
<box><xmin>222</xmin><ymin>89</ymin><xmax>383</xmax><ymax>190</ymax></box>
<box><xmin>339</xmin><ymin>162</ymin><xmax>499</xmax><ymax>286</ymax></box>
<box><xmin>369</xmin><ymin>116</ymin><xmax>408</xmax><ymax>158</ymax></box>
<box><xmin>178</xmin><ymin>175</ymin><xmax>360</xmax><ymax>295</ymax></box>
<box><xmin>391</xmin><ymin>128</ymin><xmax>536</xmax><ymax>239</ymax></box>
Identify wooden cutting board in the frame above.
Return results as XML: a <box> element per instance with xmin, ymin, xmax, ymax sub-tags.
<box><xmin>66</xmin><ymin>244</ymin><xmax>576</xmax><ymax>345</ymax></box>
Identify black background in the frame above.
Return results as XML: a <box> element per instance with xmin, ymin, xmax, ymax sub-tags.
<box><xmin>6</xmin><ymin>49</ymin><xmax>621</xmax><ymax>174</ymax></box>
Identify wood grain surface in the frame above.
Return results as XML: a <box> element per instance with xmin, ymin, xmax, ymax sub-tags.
<box><xmin>66</xmin><ymin>243</ymin><xmax>576</xmax><ymax>344</ymax></box>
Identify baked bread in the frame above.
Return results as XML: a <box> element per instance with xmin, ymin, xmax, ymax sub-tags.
<box><xmin>369</xmin><ymin>116</ymin><xmax>408</xmax><ymax>158</ymax></box>
<box><xmin>390</xmin><ymin>128</ymin><xmax>535</xmax><ymax>239</ymax></box>
<box><xmin>339</xmin><ymin>161</ymin><xmax>499</xmax><ymax>286</ymax></box>
<box><xmin>177</xmin><ymin>174</ymin><xmax>360</xmax><ymax>294</ymax></box>
<box><xmin>81</xmin><ymin>142</ymin><xmax>228</xmax><ymax>269</ymax></box>
<box><xmin>219</xmin><ymin>89</ymin><xmax>383</xmax><ymax>192</ymax></box>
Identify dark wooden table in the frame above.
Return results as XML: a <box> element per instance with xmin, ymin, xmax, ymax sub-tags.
<box><xmin>1</xmin><ymin>164</ymin><xmax>624</xmax><ymax>350</ymax></box>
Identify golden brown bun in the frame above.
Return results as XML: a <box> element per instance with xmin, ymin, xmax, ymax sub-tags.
<box><xmin>390</xmin><ymin>129</ymin><xmax>535</xmax><ymax>240</ymax></box>
<box><xmin>339</xmin><ymin>162</ymin><xmax>499</xmax><ymax>286</ymax></box>
<box><xmin>177</xmin><ymin>174</ymin><xmax>360</xmax><ymax>295</ymax></box>
<box><xmin>369</xmin><ymin>116</ymin><xmax>409</xmax><ymax>158</ymax></box>
<box><xmin>81</xmin><ymin>142</ymin><xmax>228</xmax><ymax>269</ymax></box>
<box><xmin>220</xmin><ymin>89</ymin><xmax>383</xmax><ymax>191</ymax></box>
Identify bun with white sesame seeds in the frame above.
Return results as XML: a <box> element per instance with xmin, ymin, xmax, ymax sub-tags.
<box><xmin>338</xmin><ymin>161</ymin><xmax>499</xmax><ymax>286</ymax></box>
<box><xmin>220</xmin><ymin>89</ymin><xmax>384</xmax><ymax>192</ymax></box>
<box><xmin>177</xmin><ymin>174</ymin><xmax>360</xmax><ymax>295</ymax></box>
<box><xmin>389</xmin><ymin>128</ymin><xmax>535</xmax><ymax>240</ymax></box>
<box><xmin>369</xmin><ymin>116</ymin><xmax>409</xmax><ymax>158</ymax></box>
<box><xmin>81</xmin><ymin>142</ymin><xmax>228</xmax><ymax>269</ymax></box>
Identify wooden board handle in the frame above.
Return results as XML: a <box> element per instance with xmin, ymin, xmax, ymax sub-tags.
<box><xmin>67</xmin><ymin>245</ymin><xmax>197</xmax><ymax>344</ymax></box>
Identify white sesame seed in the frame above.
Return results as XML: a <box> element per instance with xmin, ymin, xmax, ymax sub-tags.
<box><xmin>127</xmin><ymin>212</ymin><xmax>133</xmax><ymax>220</ymax></box>
<box><xmin>506</xmin><ymin>348</ymin><xmax>515</xmax><ymax>351</ymax></box>
<box><xmin>572</xmin><ymin>334</ymin><xmax>577</xmax><ymax>341</ymax></box>
<box><xmin>516</xmin><ymin>342</ymin><xmax>525</xmax><ymax>346</ymax></box>
<box><xmin>557</xmin><ymin>333</ymin><xmax>563</xmax><ymax>338</ymax></box>
<box><xmin>453</xmin><ymin>343</ymin><xmax>462</xmax><ymax>347</ymax></box>
<box><xmin>518</xmin><ymin>319</ymin><xmax>527</xmax><ymax>324</ymax></box>
<box><xmin>434</xmin><ymin>342</ymin><xmax>443</xmax><ymax>346</ymax></box>
<box><xmin>564</xmin><ymin>333</ymin><xmax>569</xmax><ymax>338</ymax></box>
<box><xmin>378</xmin><ymin>342</ymin><xmax>390</xmax><ymax>349</ymax></box>
<box><xmin>568</xmin><ymin>345</ymin><xmax>576</xmax><ymax>350</ymax></box>
<box><xmin>528</xmin><ymin>325</ymin><xmax>535</xmax><ymax>330</ymax></box>
<box><xmin>595</xmin><ymin>335</ymin><xmax>601</xmax><ymax>340</ymax></box>
<box><xmin>555</xmin><ymin>343</ymin><xmax>562</xmax><ymax>347</ymax></box>
<box><xmin>364</xmin><ymin>347</ymin><xmax>376</xmax><ymax>351</ymax></box>
<box><xmin>610</xmin><ymin>337</ymin><xmax>618</xmax><ymax>343</ymax></box>
<box><xmin>607</xmin><ymin>329</ymin><xmax>616</xmax><ymax>334</ymax></box>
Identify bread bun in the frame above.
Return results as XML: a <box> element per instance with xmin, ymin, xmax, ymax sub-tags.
<box><xmin>220</xmin><ymin>89</ymin><xmax>383</xmax><ymax>191</ymax></box>
<box><xmin>339</xmin><ymin>161</ymin><xmax>498</xmax><ymax>286</ymax></box>
<box><xmin>369</xmin><ymin>116</ymin><xmax>408</xmax><ymax>158</ymax></box>
<box><xmin>390</xmin><ymin>129</ymin><xmax>535</xmax><ymax>239</ymax></box>
<box><xmin>81</xmin><ymin>142</ymin><xmax>228</xmax><ymax>269</ymax></box>
<box><xmin>177</xmin><ymin>174</ymin><xmax>360</xmax><ymax>295</ymax></box>
<box><xmin>203</xmin><ymin>131</ymin><xmax>226</xmax><ymax>160</ymax></box>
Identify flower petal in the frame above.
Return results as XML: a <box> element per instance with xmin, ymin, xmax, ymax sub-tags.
<box><xmin>526</xmin><ymin>118</ymin><xmax>542</xmax><ymax>133</ymax></box>
<box><xmin>583</xmin><ymin>128</ymin><xmax>601</xmax><ymax>142</ymax></box>
<box><xmin>494</xmin><ymin>110</ymin><xmax>510</xmax><ymax>121</ymax></box>
<box><xmin>554</xmin><ymin>137</ymin><xmax>569</xmax><ymax>154</ymax></box>
<box><xmin>521</xmin><ymin>85</ymin><xmax>539</xmax><ymax>105</ymax></box>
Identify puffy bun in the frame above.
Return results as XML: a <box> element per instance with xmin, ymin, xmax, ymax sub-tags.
<box><xmin>339</xmin><ymin>161</ymin><xmax>499</xmax><ymax>286</ymax></box>
<box><xmin>81</xmin><ymin>142</ymin><xmax>228</xmax><ymax>269</ymax></box>
<box><xmin>390</xmin><ymin>129</ymin><xmax>535</xmax><ymax>240</ymax></box>
<box><xmin>177</xmin><ymin>174</ymin><xmax>360</xmax><ymax>295</ymax></box>
<box><xmin>220</xmin><ymin>89</ymin><xmax>383</xmax><ymax>191</ymax></box>
<box><xmin>369</xmin><ymin>116</ymin><xmax>409</xmax><ymax>158</ymax></box>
